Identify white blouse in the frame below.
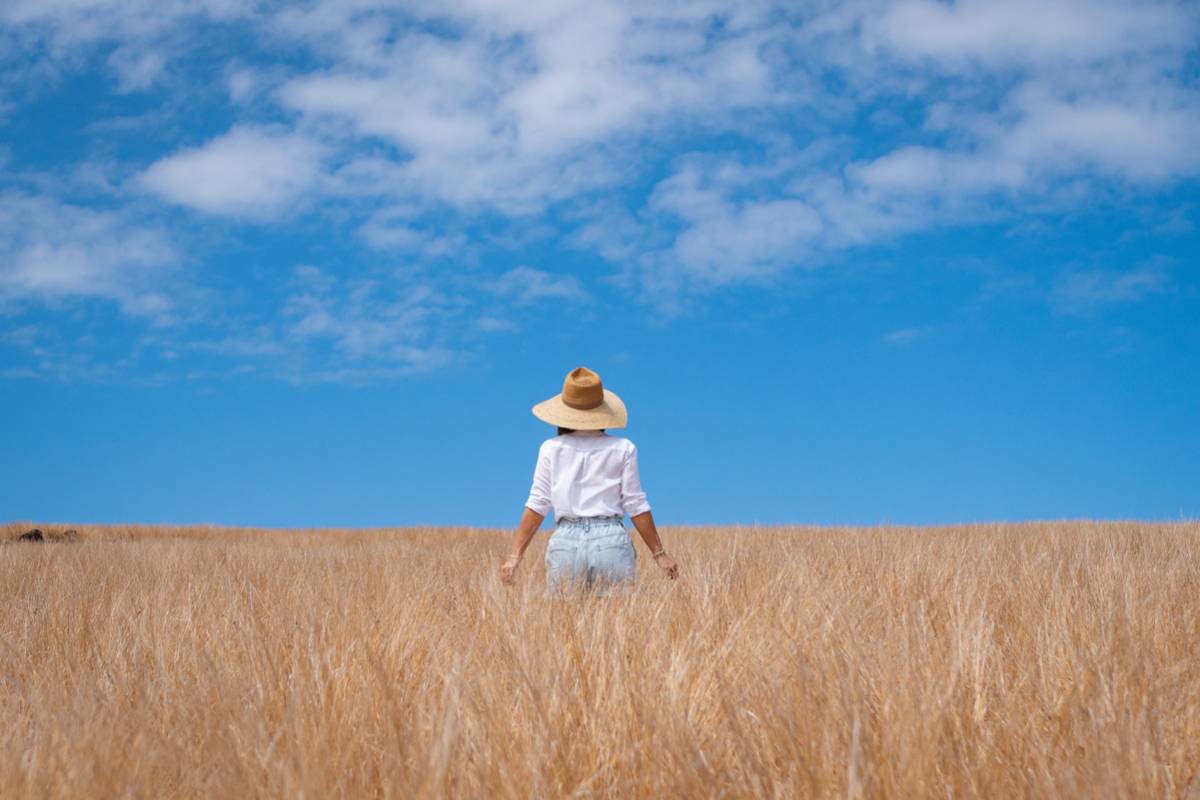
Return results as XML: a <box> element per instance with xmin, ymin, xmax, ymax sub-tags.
<box><xmin>524</xmin><ymin>430</ymin><xmax>652</xmax><ymax>522</ymax></box>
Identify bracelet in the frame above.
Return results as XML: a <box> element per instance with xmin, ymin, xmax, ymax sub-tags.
<box><xmin>651</xmin><ymin>548</ymin><xmax>666</xmax><ymax>558</ymax></box>
<box><xmin>506</xmin><ymin>554</ymin><xmax>523</xmax><ymax>562</ymax></box>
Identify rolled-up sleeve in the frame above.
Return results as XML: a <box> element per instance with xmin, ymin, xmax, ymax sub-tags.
<box><xmin>524</xmin><ymin>442</ymin><xmax>553</xmax><ymax>517</ymax></box>
<box><xmin>619</xmin><ymin>443</ymin><xmax>652</xmax><ymax>518</ymax></box>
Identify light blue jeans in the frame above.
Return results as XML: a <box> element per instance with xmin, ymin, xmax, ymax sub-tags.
<box><xmin>545</xmin><ymin>514</ymin><xmax>637</xmax><ymax>593</ymax></box>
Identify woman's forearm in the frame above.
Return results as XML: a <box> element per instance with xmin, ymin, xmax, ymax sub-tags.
<box><xmin>508</xmin><ymin>507</ymin><xmax>545</xmax><ymax>558</ymax></box>
<box><xmin>630</xmin><ymin>511</ymin><xmax>665</xmax><ymax>553</ymax></box>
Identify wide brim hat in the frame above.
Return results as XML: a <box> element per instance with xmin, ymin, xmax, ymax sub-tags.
<box><xmin>532</xmin><ymin>366</ymin><xmax>627</xmax><ymax>430</ymax></box>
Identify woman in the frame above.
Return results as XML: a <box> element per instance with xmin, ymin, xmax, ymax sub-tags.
<box><xmin>499</xmin><ymin>366</ymin><xmax>680</xmax><ymax>590</ymax></box>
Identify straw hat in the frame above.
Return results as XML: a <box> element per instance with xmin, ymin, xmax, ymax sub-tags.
<box><xmin>532</xmin><ymin>366</ymin><xmax>627</xmax><ymax>430</ymax></box>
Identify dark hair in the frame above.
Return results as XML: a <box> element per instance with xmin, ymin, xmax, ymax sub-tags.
<box><xmin>557</xmin><ymin>427</ymin><xmax>604</xmax><ymax>435</ymax></box>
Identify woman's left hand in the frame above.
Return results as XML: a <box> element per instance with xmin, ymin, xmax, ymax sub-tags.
<box><xmin>499</xmin><ymin>555</ymin><xmax>522</xmax><ymax>585</ymax></box>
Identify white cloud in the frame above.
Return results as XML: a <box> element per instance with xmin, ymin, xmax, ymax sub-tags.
<box><xmin>2</xmin><ymin>0</ymin><xmax>1198</xmax><ymax>379</ymax></box>
<box><xmin>487</xmin><ymin>266</ymin><xmax>587</xmax><ymax>306</ymax></box>
<box><xmin>12</xmin><ymin>1</ymin><xmax>1199</xmax><ymax>240</ymax></box>
<box><xmin>284</xmin><ymin>0</ymin><xmax>1195</xmax><ymax>239</ymax></box>
<box><xmin>0</xmin><ymin>0</ymin><xmax>256</xmax><ymax>50</ymax></box>
<box><xmin>106</xmin><ymin>45</ymin><xmax>166</xmax><ymax>91</ymax></box>
<box><xmin>357</xmin><ymin>207</ymin><xmax>469</xmax><ymax>258</ymax></box>
<box><xmin>476</xmin><ymin>315</ymin><xmax>517</xmax><ymax>333</ymax></box>
<box><xmin>866</xmin><ymin>0</ymin><xmax>1193</xmax><ymax>69</ymax></box>
<box><xmin>0</xmin><ymin>191</ymin><xmax>177</xmax><ymax>317</ymax></box>
<box><xmin>162</xmin><ymin>263</ymin><xmax>463</xmax><ymax>384</ymax></box>
<box><xmin>882</xmin><ymin>326</ymin><xmax>932</xmax><ymax>346</ymax></box>
<box><xmin>282</xmin><ymin>265</ymin><xmax>456</xmax><ymax>366</ymax></box>
<box><xmin>652</xmin><ymin>171</ymin><xmax>824</xmax><ymax>285</ymax></box>
<box><xmin>138</xmin><ymin>125</ymin><xmax>327</xmax><ymax>220</ymax></box>
<box><xmin>850</xmin><ymin>145</ymin><xmax>1025</xmax><ymax>197</ymax></box>
<box><xmin>999</xmin><ymin>85</ymin><xmax>1200</xmax><ymax>182</ymax></box>
<box><xmin>224</xmin><ymin>63</ymin><xmax>261</xmax><ymax>103</ymax></box>
<box><xmin>272</xmin><ymin>1</ymin><xmax>787</xmax><ymax>210</ymax></box>
<box><xmin>844</xmin><ymin>0</ymin><xmax>1200</xmax><ymax>202</ymax></box>
<box><xmin>841</xmin><ymin>83</ymin><xmax>1200</xmax><ymax>226</ymax></box>
<box><xmin>1052</xmin><ymin>260</ymin><xmax>1170</xmax><ymax>314</ymax></box>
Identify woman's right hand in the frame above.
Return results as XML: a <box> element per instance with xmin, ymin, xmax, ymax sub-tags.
<box><xmin>654</xmin><ymin>551</ymin><xmax>680</xmax><ymax>580</ymax></box>
<box><xmin>499</xmin><ymin>555</ymin><xmax>522</xmax><ymax>585</ymax></box>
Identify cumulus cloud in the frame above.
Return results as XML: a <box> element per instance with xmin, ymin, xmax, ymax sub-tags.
<box><xmin>357</xmin><ymin>207</ymin><xmax>469</xmax><ymax>259</ymax></box>
<box><xmin>649</xmin><ymin>164</ymin><xmax>824</xmax><ymax>284</ymax></box>
<box><xmin>1</xmin><ymin>0</ymin><xmax>1197</xmax><ymax>379</ymax></box>
<box><xmin>0</xmin><ymin>0</ymin><xmax>256</xmax><ymax>50</ymax></box>
<box><xmin>847</xmin><ymin>0</ymin><xmax>1200</xmax><ymax>195</ymax></box>
<box><xmin>850</xmin><ymin>86</ymin><xmax>1200</xmax><ymax>199</ymax></box>
<box><xmin>0</xmin><ymin>191</ymin><xmax>177</xmax><ymax>317</ymax></box>
<box><xmin>15</xmin><ymin>1</ymin><xmax>1200</xmax><ymax>238</ymax></box>
<box><xmin>864</xmin><ymin>0</ymin><xmax>1192</xmax><ymax>68</ymax></box>
<box><xmin>138</xmin><ymin>126</ymin><xmax>327</xmax><ymax>220</ymax></box>
<box><xmin>999</xmin><ymin>86</ymin><xmax>1200</xmax><ymax>182</ymax></box>
<box><xmin>272</xmin><ymin>1</ymin><xmax>786</xmax><ymax>210</ymax></box>
<box><xmin>106</xmin><ymin>45</ymin><xmax>166</xmax><ymax>92</ymax></box>
<box><xmin>625</xmin><ymin>1</ymin><xmax>1198</xmax><ymax>296</ymax></box>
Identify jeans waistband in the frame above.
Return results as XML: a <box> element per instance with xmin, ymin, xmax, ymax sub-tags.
<box><xmin>558</xmin><ymin>514</ymin><xmax>624</xmax><ymax>528</ymax></box>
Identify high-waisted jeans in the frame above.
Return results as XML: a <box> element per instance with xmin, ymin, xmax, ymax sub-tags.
<box><xmin>545</xmin><ymin>514</ymin><xmax>637</xmax><ymax>592</ymax></box>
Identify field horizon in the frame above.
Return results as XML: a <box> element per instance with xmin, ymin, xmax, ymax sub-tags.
<box><xmin>3</xmin><ymin>520</ymin><xmax>1198</xmax><ymax>797</ymax></box>
<box><xmin>7</xmin><ymin>516</ymin><xmax>1196</xmax><ymax>538</ymax></box>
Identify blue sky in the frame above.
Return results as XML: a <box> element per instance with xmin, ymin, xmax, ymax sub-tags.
<box><xmin>1</xmin><ymin>0</ymin><xmax>1197</xmax><ymax>527</ymax></box>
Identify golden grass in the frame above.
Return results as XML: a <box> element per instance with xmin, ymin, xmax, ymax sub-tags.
<box><xmin>2</xmin><ymin>520</ymin><xmax>1198</xmax><ymax>798</ymax></box>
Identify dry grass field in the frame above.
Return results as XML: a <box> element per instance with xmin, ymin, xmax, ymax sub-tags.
<box><xmin>2</xmin><ymin>520</ymin><xmax>1198</xmax><ymax>798</ymax></box>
